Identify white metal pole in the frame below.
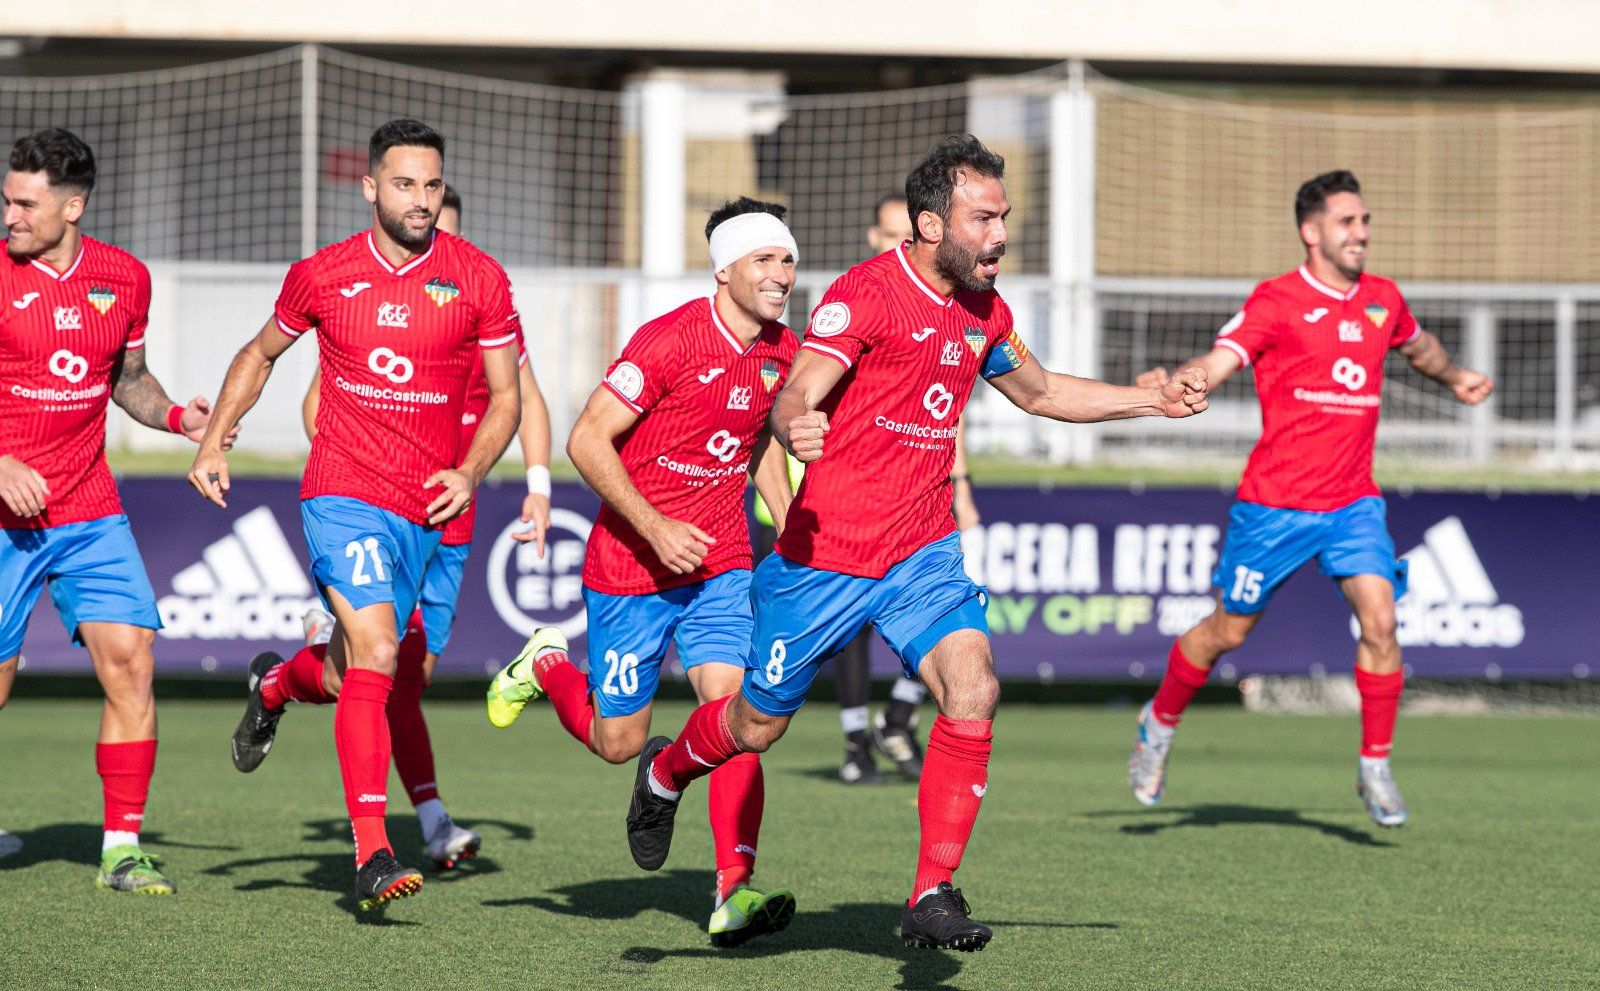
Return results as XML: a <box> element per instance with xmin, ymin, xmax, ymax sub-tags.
<box><xmin>638</xmin><ymin>75</ymin><xmax>687</xmax><ymax>292</ymax></box>
<box><xmin>299</xmin><ymin>43</ymin><xmax>319</xmax><ymax>260</ymax></box>
<box><xmin>1465</xmin><ymin>302</ymin><xmax>1496</xmax><ymax>464</ymax></box>
<box><xmin>1554</xmin><ymin>294</ymin><xmax>1577</xmax><ymax>470</ymax></box>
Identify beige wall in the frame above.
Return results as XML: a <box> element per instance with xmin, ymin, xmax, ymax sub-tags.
<box><xmin>21</xmin><ymin>0</ymin><xmax>1600</xmax><ymax>74</ymax></box>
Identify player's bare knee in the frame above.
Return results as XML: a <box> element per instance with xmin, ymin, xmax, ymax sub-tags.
<box><xmin>350</xmin><ymin>636</ymin><xmax>399</xmax><ymax>676</ymax></box>
<box><xmin>594</xmin><ymin>734</ymin><xmax>644</xmax><ymax>765</ymax></box>
<box><xmin>729</xmin><ymin>703</ymin><xmax>788</xmax><ymax>753</ymax></box>
<box><xmin>1203</xmin><ymin>611</ymin><xmax>1255</xmax><ymax>654</ymax></box>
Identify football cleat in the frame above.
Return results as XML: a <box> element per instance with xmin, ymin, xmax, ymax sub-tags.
<box><xmin>709</xmin><ymin>885</ymin><xmax>797</xmax><ymax>948</ymax></box>
<box><xmin>302</xmin><ymin>607</ymin><xmax>334</xmax><ymax>646</ymax></box>
<box><xmin>1127</xmin><ymin>700</ymin><xmax>1173</xmax><ymax>807</ymax></box>
<box><xmin>625</xmin><ymin>736</ymin><xmax>680</xmax><ymax>871</ymax></box>
<box><xmin>95</xmin><ymin>845</ymin><xmax>176</xmax><ymax>895</ymax></box>
<box><xmin>871</xmin><ymin>710</ymin><xmax>925</xmax><ymax>781</ymax></box>
<box><xmin>231</xmin><ymin>651</ymin><xmax>285</xmax><ymax>773</ymax></box>
<box><xmin>422</xmin><ymin>817</ymin><xmax>481</xmax><ymax>871</ymax></box>
<box><xmin>485</xmin><ymin>627</ymin><xmax>568</xmax><ymax>728</ymax></box>
<box><xmin>900</xmin><ymin>882</ymin><xmax>991</xmax><ymax>952</ymax></box>
<box><xmin>1357</xmin><ymin>759</ymin><xmax>1409</xmax><ymax>828</ymax></box>
<box><xmin>355</xmin><ymin>848</ymin><xmax>422</xmax><ymax>911</ymax></box>
<box><xmin>839</xmin><ymin>743</ymin><xmax>884</xmax><ymax>785</ymax></box>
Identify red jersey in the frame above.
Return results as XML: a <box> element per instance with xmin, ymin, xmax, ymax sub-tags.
<box><xmin>443</xmin><ymin>338</ymin><xmax>528</xmax><ymax>546</ymax></box>
<box><xmin>276</xmin><ymin>230</ymin><xmax>519</xmax><ymax>527</ymax></box>
<box><xmin>777</xmin><ymin>245</ymin><xmax>1030</xmax><ymax>578</ymax></box>
<box><xmin>1216</xmin><ymin>265</ymin><xmax>1422</xmax><ymax>512</ymax></box>
<box><xmin>581</xmin><ymin>297</ymin><xmax>797</xmax><ymax>596</ymax></box>
<box><xmin>0</xmin><ymin>237</ymin><xmax>151</xmax><ymax>530</ymax></box>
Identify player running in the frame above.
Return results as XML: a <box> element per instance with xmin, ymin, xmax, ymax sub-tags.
<box><xmin>1126</xmin><ymin>170</ymin><xmax>1494</xmax><ymax>827</ymax></box>
<box><xmin>295</xmin><ymin>184</ymin><xmax>553</xmax><ymax>871</ymax></box>
<box><xmin>189</xmin><ymin>119</ymin><xmax>523</xmax><ymax>910</ymax></box>
<box><xmin>486</xmin><ymin>197</ymin><xmax>799</xmax><ymax>947</ymax></box>
<box><xmin>621</xmin><ymin>136</ymin><xmax>1209</xmax><ymax>952</ymax></box>
<box><xmin>0</xmin><ymin>128</ymin><xmax>231</xmax><ymax>894</ymax></box>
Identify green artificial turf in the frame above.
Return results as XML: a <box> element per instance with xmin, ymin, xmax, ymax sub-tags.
<box><xmin>0</xmin><ymin>699</ymin><xmax>1595</xmax><ymax>990</ymax></box>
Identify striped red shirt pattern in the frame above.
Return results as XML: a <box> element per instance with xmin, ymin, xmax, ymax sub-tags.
<box><xmin>0</xmin><ymin>237</ymin><xmax>151</xmax><ymax>529</ymax></box>
<box><xmin>582</xmin><ymin>297</ymin><xmax>797</xmax><ymax>596</ymax></box>
<box><xmin>1219</xmin><ymin>266</ymin><xmax>1422</xmax><ymax>513</ymax></box>
<box><xmin>777</xmin><ymin>245</ymin><xmax>1017</xmax><ymax>578</ymax></box>
<box><xmin>275</xmin><ymin>230</ymin><xmax>519</xmax><ymax>527</ymax></box>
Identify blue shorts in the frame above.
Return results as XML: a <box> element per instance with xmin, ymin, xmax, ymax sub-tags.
<box><xmin>1212</xmin><ymin>496</ymin><xmax>1409</xmax><ymax>615</ymax></box>
<box><xmin>583</xmin><ymin>570</ymin><xmax>753</xmax><ymax>718</ymax></box>
<box><xmin>743</xmin><ymin>533</ymin><xmax>988</xmax><ymax>717</ymax></box>
<box><xmin>419</xmin><ymin>542</ymin><xmax>471</xmax><ymax>655</ymax></box>
<box><xmin>0</xmin><ymin>515</ymin><xmax>161</xmax><ymax>658</ymax></box>
<box><xmin>301</xmin><ymin>496</ymin><xmax>442</xmax><ymax>638</ymax></box>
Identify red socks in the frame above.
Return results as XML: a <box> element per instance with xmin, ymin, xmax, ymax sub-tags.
<box><xmin>1355</xmin><ymin>666</ymin><xmax>1404</xmax><ymax>758</ymax></box>
<box><xmin>97</xmin><ymin>739</ymin><xmax>156</xmax><ymax>834</ymax></box>
<box><xmin>1150</xmin><ymin>639</ymin><xmax>1212</xmax><ymax>727</ymax></box>
<box><xmin>537</xmin><ymin>650</ymin><xmax>595</xmax><ymax>751</ymax></box>
<box><xmin>261</xmin><ymin>644</ymin><xmax>335</xmax><ymax>710</ymax></box>
<box><xmin>388</xmin><ymin>633</ymin><xmax>438</xmax><ymax>806</ymax></box>
<box><xmin>336</xmin><ymin>668</ymin><xmax>394</xmax><ymax>862</ymax></box>
<box><xmin>913</xmin><ymin>716</ymin><xmax>992</xmax><ymax>902</ymax></box>
<box><xmin>709</xmin><ymin>752</ymin><xmax>764</xmax><ymax>901</ymax></box>
<box><xmin>650</xmin><ymin>694</ymin><xmax>743</xmax><ymax>795</ymax></box>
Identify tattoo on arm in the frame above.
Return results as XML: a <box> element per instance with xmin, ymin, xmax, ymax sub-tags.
<box><xmin>110</xmin><ymin>346</ymin><xmax>179</xmax><ymax>431</ymax></box>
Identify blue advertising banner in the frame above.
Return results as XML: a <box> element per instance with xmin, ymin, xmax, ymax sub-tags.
<box><xmin>15</xmin><ymin>479</ymin><xmax>1596</xmax><ymax>682</ymax></box>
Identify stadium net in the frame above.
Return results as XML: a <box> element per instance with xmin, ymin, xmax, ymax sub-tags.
<box><xmin>2</xmin><ymin>49</ymin><xmax>1597</xmax><ymax>476</ymax></box>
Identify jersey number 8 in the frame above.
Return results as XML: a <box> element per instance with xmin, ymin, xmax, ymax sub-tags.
<box><xmin>765</xmin><ymin>640</ymin><xmax>786</xmax><ymax>683</ymax></box>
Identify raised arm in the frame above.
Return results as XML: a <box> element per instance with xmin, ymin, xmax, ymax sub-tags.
<box><xmin>188</xmin><ymin>317</ymin><xmax>297</xmax><ymax>507</ymax></box>
<box><xmin>987</xmin><ymin>350</ymin><xmax>1210</xmax><ymax>423</ymax></box>
<box><xmin>425</xmin><ymin>343</ymin><xmax>520</xmax><ymax>526</ymax></box>
<box><xmin>771</xmin><ymin>349</ymin><xmax>850</xmax><ymax>461</ymax></box>
<box><xmin>512</xmin><ymin>358</ymin><xmax>553</xmax><ymax>550</ymax></box>
<box><xmin>1398</xmin><ymin>330</ymin><xmax>1494</xmax><ymax>405</ymax></box>
<box><xmin>566</xmin><ymin>386</ymin><xmax>713</xmax><ymax>575</ymax></box>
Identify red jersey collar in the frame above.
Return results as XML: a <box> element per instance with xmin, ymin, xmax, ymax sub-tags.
<box><xmin>366</xmin><ymin>230</ymin><xmax>436</xmax><ymax>277</ymax></box>
<box><xmin>1298</xmin><ymin>264</ymin><xmax>1360</xmax><ymax>302</ymax></box>
<box><xmin>895</xmin><ymin>242</ymin><xmax>953</xmax><ymax>309</ymax></box>
<box><xmin>28</xmin><ymin>238</ymin><xmax>88</xmax><ymax>281</ymax></box>
<box><xmin>708</xmin><ymin>296</ymin><xmax>760</xmax><ymax>356</ymax></box>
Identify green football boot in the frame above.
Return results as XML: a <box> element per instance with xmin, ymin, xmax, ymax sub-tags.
<box><xmin>95</xmin><ymin>845</ymin><xmax>176</xmax><ymax>895</ymax></box>
<box><xmin>708</xmin><ymin>885</ymin><xmax>796</xmax><ymax>948</ymax></box>
<box><xmin>485</xmin><ymin>627</ymin><xmax>568</xmax><ymax>728</ymax></box>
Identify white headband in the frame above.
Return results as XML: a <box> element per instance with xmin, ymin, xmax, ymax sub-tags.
<box><xmin>708</xmin><ymin>212</ymin><xmax>799</xmax><ymax>273</ymax></box>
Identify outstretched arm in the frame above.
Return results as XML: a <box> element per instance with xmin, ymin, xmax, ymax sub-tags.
<box><xmin>1134</xmin><ymin>345</ymin><xmax>1245</xmax><ymax>392</ymax></box>
<box><xmin>567</xmin><ymin>386</ymin><xmax>713</xmax><ymax>575</ymax></box>
<box><xmin>188</xmin><ymin>317</ymin><xmax>296</xmax><ymax>507</ymax></box>
<box><xmin>1398</xmin><ymin>330</ymin><xmax>1494</xmax><ymax>405</ymax></box>
<box><xmin>771</xmin><ymin>350</ymin><xmax>850</xmax><ymax>462</ymax></box>
<box><xmin>988</xmin><ymin>353</ymin><xmax>1210</xmax><ymax>423</ymax></box>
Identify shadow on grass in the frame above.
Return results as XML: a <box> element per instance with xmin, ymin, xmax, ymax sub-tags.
<box><xmin>1087</xmin><ymin>804</ymin><xmax>1396</xmax><ymax>847</ymax></box>
<box><xmin>489</xmin><ymin>870</ymin><xmax>1119</xmax><ymax>991</ymax></box>
<box><xmin>787</xmin><ymin>764</ymin><xmax>917</xmax><ymax>786</ymax></box>
<box><xmin>0</xmin><ymin>822</ymin><xmax>239</xmax><ymax>869</ymax></box>
<box><xmin>200</xmin><ymin>815</ymin><xmax>532</xmax><ymax>922</ymax></box>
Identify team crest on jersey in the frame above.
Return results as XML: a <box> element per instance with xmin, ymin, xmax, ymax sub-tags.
<box><xmin>759</xmin><ymin>359</ymin><xmax>780</xmax><ymax>392</ymax></box>
<box><xmin>964</xmin><ymin>326</ymin><xmax>986</xmax><ymax>356</ymax></box>
<box><xmin>87</xmin><ymin>286</ymin><xmax>116</xmax><ymax>315</ymax></box>
<box><xmin>54</xmin><ymin>306</ymin><xmax>83</xmax><ymax>331</ymax></box>
<box><xmin>1364</xmin><ymin>303</ymin><xmax>1389</xmax><ymax>329</ymax></box>
<box><xmin>423</xmin><ymin>278</ymin><xmax>461</xmax><ymax>308</ymax></box>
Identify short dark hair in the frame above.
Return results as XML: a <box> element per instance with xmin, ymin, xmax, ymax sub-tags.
<box><xmin>704</xmin><ymin>196</ymin><xmax>787</xmax><ymax>241</ymax></box>
<box><xmin>368</xmin><ymin>118</ymin><xmax>445</xmax><ymax>173</ymax></box>
<box><xmin>1295</xmin><ymin>170</ymin><xmax>1362</xmax><ymax>226</ymax></box>
<box><xmin>874</xmin><ymin>191</ymin><xmax>907</xmax><ymax>219</ymax></box>
<box><xmin>441</xmin><ymin>184</ymin><xmax>462</xmax><ymax>215</ymax></box>
<box><xmin>904</xmin><ymin>135</ymin><xmax>1005</xmax><ymax>242</ymax></box>
<box><xmin>9</xmin><ymin>128</ymin><xmax>96</xmax><ymax>198</ymax></box>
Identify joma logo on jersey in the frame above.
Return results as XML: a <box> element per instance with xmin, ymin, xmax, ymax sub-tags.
<box><xmin>54</xmin><ymin>306</ymin><xmax>82</xmax><ymax>331</ymax></box>
<box><xmin>376</xmin><ymin>302</ymin><xmax>410</xmax><ymax>328</ymax></box>
<box><xmin>423</xmin><ymin>278</ymin><xmax>460</xmax><ymax>308</ymax></box>
<box><xmin>1339</xmin><ymin>320</ymin><xmax>1363</xmax><ymax>342</ymax></box>
<box><xmin>87</xmin><ymin>286</ymin><xmax>116</xmax><ymax>315</ymax></box>
<box><xmin>726</xmin><ymin>385</ymin><xmax>753</xmax><ymax>411</ymax></box>
<box><xmin>940</xmin><ymin>340</ymin><xmax>964</xmax><ymax>366</ymax></box>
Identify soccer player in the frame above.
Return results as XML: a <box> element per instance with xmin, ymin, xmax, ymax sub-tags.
<box><xmin>0</xmin><ymin>128</ymin><xmax>232</xmax><ymax>894</ymax></box>
<box><xmin>623</xmin><ymin>136</ymin><xmax>1209</xmax><ymax>952</ymax></box>
<box><xmin>1125</xmin><ymin>170</ymin><xmax>1494</xmax><ymax>827</ymax></box>
<box><xmin>485</xmin><ymin>196</ymin><xmax>799</xmax><ymax>947</ymax></box>
<box><xmin>189</xmin><ymin>119</ymin><xmax>523</xmax><ymax>910</ymax></box>
<box><xmin>295</xmin><ymin>184</ymin><xmax>553</xmax><ymax>871</ymax></box>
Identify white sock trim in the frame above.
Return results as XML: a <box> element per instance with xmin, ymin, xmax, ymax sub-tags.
<box><xmin>414</xmin><ymin>797</ymin><xmax>449</xmax><ymax>842</ymax></box>
<box><xmin>646</xmin><ymin>771</ymin><xmax>681</xmax><ymax>802</ymax></box>
<box><xmin>103</xmin><ymin>830</ymin><xmax>140</xmax><ymax>852</ymax></box>
<box><xmin>913</xmin><ymin>884</ymin><xmax>944</xmax><ymax>905</ymax></box>
<box><xmin>891</xmin><ymin>677</ymin><xmax>926</xmax><ymax>704</ymax></box>
<box><xmin>839</xmin><ymin>705</ymin><xmax>869</xmax><ymax>733</ymax></box>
